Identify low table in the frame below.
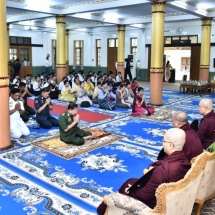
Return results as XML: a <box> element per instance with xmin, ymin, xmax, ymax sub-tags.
<box><xmin>180</xmin><ymin>84</ymin><xmax>211</xmax><ymax>94</ymax></box>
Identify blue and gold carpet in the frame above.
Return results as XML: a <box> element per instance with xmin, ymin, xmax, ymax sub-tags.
<box><xmin>0</xmin><ymin>89</ymin><xmax>214</xmax><ymax>214</ymax></box>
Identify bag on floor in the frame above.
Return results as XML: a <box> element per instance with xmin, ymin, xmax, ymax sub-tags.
<box><xmin>80</xmin><ymin>101</ymin><xmax>91</xmax><ymax>107</ymax></box>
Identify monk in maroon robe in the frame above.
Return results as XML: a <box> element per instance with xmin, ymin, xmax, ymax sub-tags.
<box><xmin>97</xmin><ymin>128</ymin><xmax>191</xmax><ymax>215</ymax></box>
<box><xmin>171</xmin><ymin>111</ymin><xmax>203</xmax><ymax>161</ymax></box>
<box><xmin>198</xmin><ymin>99</ymin><xmax>215</xmax><ymax>149</ymax></box>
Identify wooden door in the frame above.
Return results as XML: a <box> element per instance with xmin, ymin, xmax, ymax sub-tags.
<box><xmin>190</xmin><ymin>46</ymin><xmax>200</xmax><ymax>80</ymax></box>
<box><xmin>107</xmin><ymin>47</ymin><xmax>117</xmax><ymax>76</ymax></box>
<box><xmin>9</xmin><ymin>46</ymin><xmax>32</xmax><ymax>78</ymax></box>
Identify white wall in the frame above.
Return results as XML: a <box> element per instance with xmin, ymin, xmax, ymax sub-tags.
<box><xmin>9</xmin><ymin>20</ymin><xmax>215</xmax><ymax>73</ymax></box>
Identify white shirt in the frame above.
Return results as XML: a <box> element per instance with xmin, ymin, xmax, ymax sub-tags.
<box><xmin>13</xmin><ymin>78</ymin><xmax>19</xmax><ymax>85</ymax></box>
<box><xmin>33</xmin><ymin>81</ymin><xmax>41</xmax><ymax>91</ymax></box>
<box><xmin>9</xmin><ymin>97</ymin><xmax>24</xmax><ymax>122</ymax></box>
<box><xmin>45</xmin><ymin>59</ymin><xmax>51</xmax><ymax>67</ymax></box>
<box><xmin>59</xmin><ymin>81</ymin><xmax>65</xmax><ymax>91</ymax></box>
<box><xmin>115</xmin><ymin>75</ymin><xmax>122</xmax><ymax>82</ymax></box>
<box><xmin>78</xmin><ymin>74</ymin><xmax>84</xmax><ymax>82</ymax></box>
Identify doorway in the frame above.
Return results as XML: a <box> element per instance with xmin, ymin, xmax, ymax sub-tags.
<box><xmin>164</xmin><ymin>47</ymin><xmax>191</xmax><ymax>81</ymax></box>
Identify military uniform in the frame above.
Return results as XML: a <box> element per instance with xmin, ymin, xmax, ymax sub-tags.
<box><xmin>34</xmin><ymin>95</ymin><xmax>59</xmax><ymax>129</ymax></box>
<box><xmin>20</xmin><ymin>91</ymin><xmax>36</xmax><ymax>122</ymax></box>
<box><xmin>59</xmin><ymin>110</ymin><xmax>92</xmax><ymax>145</ymax></box>
<box><xmin>9</xmin><ymin>97</ymin><xmax>30</xmax><ymax>138</ymax></box>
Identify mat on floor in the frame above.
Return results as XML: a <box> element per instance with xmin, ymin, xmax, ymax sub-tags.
<box><xmin>31</xmin><ymin>129</ymin><xmax>122</xmax><ymax>159</ymax></box>
<box><xmin>27</xmin><ymin>100</ymin><xmax>114</xmax><ymax>123</ymax></box>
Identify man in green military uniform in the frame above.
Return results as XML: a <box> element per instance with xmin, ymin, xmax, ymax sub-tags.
<box><xmin>59</xmin><ymin>102</ymin><xmax>93</xmax><ymax>145</ymax></box>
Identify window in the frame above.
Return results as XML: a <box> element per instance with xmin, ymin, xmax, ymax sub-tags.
<box><xmin>130</xmin><ymin>38</ymin><xmax>137</xmax><ymax>55</ymax></box>
<box><xmin>10</xmin><ymin>36</ymin><xmax>31</xmax><ymax>45</ymax></box>
<box><xmin>108</xmin><ymin>39</ymin><xmax>118</xmax><ymax>47</ymax></box>
<box><xmin>20</xmin><ymin>48</ymin><xmax>31</xmax><ymax>66</ymax></box>
<box><xmin>74</xmin><ymin>40</ymin><xmax>83</xmax><ymax>66</ymax></box>
<box><xmin>9</xmin><ymin>48</ymin><xmax>17</xmax><ymax>61</ymax></box>
<box><xmin>164</xmin><ymin>35</ymin><xmax>198</xmax><ymax>45</ymax></box>
<box><xmin>96</xmin><ymin>39</ymin><xmax>101</xmax><ymax>66</ymax></box>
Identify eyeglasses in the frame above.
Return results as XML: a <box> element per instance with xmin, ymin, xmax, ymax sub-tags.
<box><xmin>162</xmin><ymin>139</ymin><xmax>175</xmax><ymax>147</ymax></box>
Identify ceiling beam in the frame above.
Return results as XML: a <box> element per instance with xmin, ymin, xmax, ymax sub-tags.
<box><xmin>7</xmin><ymin>12</ymin><xmax>53</xmax><ymax>23</ymax></box>
<box><xmin>6</xmin><ymin>1</ymin><xmax>59</xmax><ymax>15</ymax></box>
<box><xmin>61</xmin><ymin>0</ymin><xmax>149</xmax><ymax>15</ymax></box>
<box><xmin>167</xmin><ymin>1</ymin><xmax>209</xmax><ymax>18</ymax></box>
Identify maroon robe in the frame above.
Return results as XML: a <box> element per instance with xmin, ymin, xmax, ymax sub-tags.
<box><xmin>198</xmin><ymin>110</ymin><xmax>215</xmax><ymax>149</ymax></box>
<box><xmin>180</xmin><ymin>123</ymin><xmax>203</xmax><ymax>161</ymax></box>
<box><xmin>97</xmin><ymin>151</ymin><xmax>190</xmax><ymax>214</ymax></box>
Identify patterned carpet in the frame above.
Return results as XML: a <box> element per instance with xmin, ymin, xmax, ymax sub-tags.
<box><xmin>1</xmin><ymin>87</ymin><xmax>215</xmax><ymax>215</ymax></box>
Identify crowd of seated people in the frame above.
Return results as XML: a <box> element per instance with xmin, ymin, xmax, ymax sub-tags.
<box><xmin>9</xmin><ymin>70</ymin><xmax>157</xmax><ymax>114</ymax></box>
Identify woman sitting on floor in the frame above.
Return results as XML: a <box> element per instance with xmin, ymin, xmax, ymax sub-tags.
<box><xmin>85</xmin><ymin>77</ymin><xmax>94</xmax><ymax>98</ymax></box>
<box><xmin>76</xmin><ymin>81</ymin><xmax>92</xmax><ymax>107</ymax></box>
<box><xmin>125</xmin><ymin>82</ymin><xmax>134</xmax><ymax>104</ymax></box>
<box><xmin>98</xmin><ymin>81</ymin><xmax>116</xmax><ymax>110</ymax></box>
<box><xmin>60</xmin><ymin>80</ymin><xmax>76</xmax><ymax>102</ymax></box>
<box><xmin>116</xmin><ymin>84</ymin><xmax>132</xmax><ymax>108</ymax></box>
<box><xmin>131</xmin><ymin>87</ymin><xmax>154</xmax><ymax>116</ymax></box>
<box><xmin>131</xmin><ymin>77</ymin><xmax>139</xmax><ymax>95</ymax></box>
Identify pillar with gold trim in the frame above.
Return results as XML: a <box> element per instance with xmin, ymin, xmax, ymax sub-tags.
<box><xmin>0</xmin><ymin>0</ymin><xmax>12</xmax><ymax>150</ymax></box>
<box><xmin>65</xmin><ymin>30</ymin><xmax>69</xmax><ymax>75</ymax></box>
<box><xmin>117</xmin><ymin>25</ymin><xmax>125</xmax><ymax>78</ymax></box>
<box><xmin>150</xmin><ymin>2</ymin><xmax>166</xmax><ymax>105</ymax></box>
<box><xmin>7</xmin><ymin>23</ymin><xmax>10</xmax><ymax>74</ymax></box>
<box><xmin>199</xmin><ymin>18</ymin><xmax>212</xmax><ymax>81</ymax></box>
<box><xmin>56</xmin><ymin>15</ymin><xmax>66</xmax><ymax>82</ymax></box>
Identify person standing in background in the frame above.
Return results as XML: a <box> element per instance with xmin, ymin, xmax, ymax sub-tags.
<box><xmin>165</xmin><ymin>61</ymin><xmax>173</xmax><ymax>82</ymax></box>
<box><xmin>13</xmin><ymin>58</ymin><xmax>21</xmax><ymax>78</ymax></box>
<box><xmin>45</xmin><ymin>56</ymin><xmax>51</xmax><ymax>77</ymax></box>
<box><xmin>182</xmin><ymin>66</ymin><xmax>189</xmax><ymax>81</ymax></box>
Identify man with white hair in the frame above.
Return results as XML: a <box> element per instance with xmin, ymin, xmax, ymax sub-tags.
<box><xmin>198</xmin><ymin>98</ymin><xmax>215</xmax><ymax>149</ymax></box>
<box><xmin>97</xmin><ymin>128</ymin><xmax>191</xmax><ymax>214</ymax></box>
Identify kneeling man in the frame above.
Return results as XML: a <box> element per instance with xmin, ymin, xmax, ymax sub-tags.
<box><xmin>97</xmin><ymin>128</ymin><xmax>191</xmax><ymax>215</ymax></box>
<box><xmin>59</xmin><ymin>102</ymin><xmax>93</xmax><ymax>145</ymax></box>
<box><xmin>10</xmin><ymin>88</ymin><xmax>30</xmax><ymax>138</ymax></box>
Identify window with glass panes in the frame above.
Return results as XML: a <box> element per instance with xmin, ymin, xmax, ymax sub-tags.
<box><xmin>130</xmin><ymin>38</ymin><xmax>137</xmax><ymax>55</ymax></box>
<box><xmin>74</xmin><ymin>40</ymin><xmax>83</xmax><ymax>66</ymax></box>
<box><xmin>96</xmin><ymin>39</ymin><xmax>101</xmax><ymax>66</ymax></box>
<box><xmin>9</xmin><ymin>48</ymin><xmax>17</xmax><ymax>61</ymax></box>
<box><xmin>108</xmin><ymin>38</ymin><xmax>118</xmax><ymax>47</ymax></box>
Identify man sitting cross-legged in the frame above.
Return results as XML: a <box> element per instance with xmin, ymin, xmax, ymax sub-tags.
<box><xmin>59</xmin><ymin>102</ymin><xmax>93</xmax><ymax>145</ymax></box>
<box><xmin>97</xmin><ymin>128</ymin><xmax>191</xmax><ymax>215</ymax></box>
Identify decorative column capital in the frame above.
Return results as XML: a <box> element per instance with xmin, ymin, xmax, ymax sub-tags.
<box><xmin>152</xmin><ymin>2</ymin><xmax>166</xmax><ymax>13</ymax></box>
<box><xmin>56</xmin><ymin>15</ymin><xmax>66</xmax><ymax>24</ymax></box>
<box><xmin>201</xmin><ymin>18</ymin><xmax>212</xmax><ymax>26</ymax></box>
<box><xmin>0</xmin><ymin>77</ymin><xmax>10</xmax><ymax>88</ymax></box>
<box><xmin>117</xmin><ymin>25</ymin><xmax>125</xmax><ymax>31</ymax></box>
<box><xmin>56</xmin><ymin>64</ymin><xmax>66</xmax><ymax>68</ymax></box>
<box><xmin>200</xmin><ymin>65</ymin><xmax>209</xmax><ymax>69</ymax></box>
<box><xmin>150</xmin><ymin>68</ymin><xmax>164</xmax><ymax>73</ymax></box>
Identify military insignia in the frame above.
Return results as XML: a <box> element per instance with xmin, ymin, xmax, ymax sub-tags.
<box><xmin>68</xmin><ymin>117</ymin><xmax>71</xmax><ymax>122</ymax></box>
<box><xmin>67</xmin><ymin>113</ymin><xmax>70</xmax><ymax>117</ymax></box>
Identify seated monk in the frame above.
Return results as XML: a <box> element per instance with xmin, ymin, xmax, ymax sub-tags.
<box><xmin>97</xmin><ymin>128</ymin><xmax>191</xmax><ymax>215</ymax></box>
<box><xmin>58</xmin><ymin>102</ymin><xmax>93</xmax><ymax>145</ymax></box>
<box><xmin>158</xmin><ymin>111</ymin><xmax>203</xmax><ymax>162</ymax></box>
<box><xmin>198</xmin><ymin>98</ymin><xmax>215</xmax><ymax>149</ymax></box>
